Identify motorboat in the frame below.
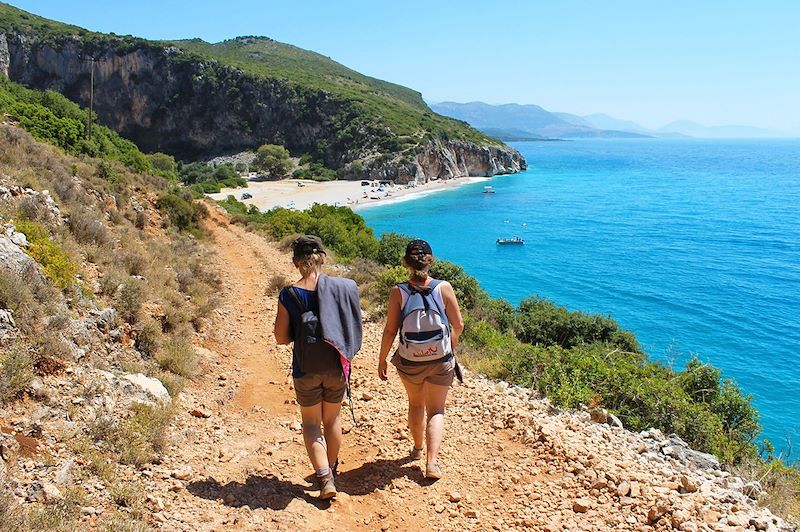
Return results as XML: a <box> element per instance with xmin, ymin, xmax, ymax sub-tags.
<box><xmin>483</xmin><ymin>186</ymin><xmax>496</xmax><ymax>194</ymax></box>
<box><xmin>496</xmin><ymin>236</ymin><xmax>524</xmax><ymax>245</ymax></box>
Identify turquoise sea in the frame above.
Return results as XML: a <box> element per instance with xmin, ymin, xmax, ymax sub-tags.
<box><xmin>360</xmin><ymin>139</ymin><xmax>800</xmax><ymax>456</ymax></box>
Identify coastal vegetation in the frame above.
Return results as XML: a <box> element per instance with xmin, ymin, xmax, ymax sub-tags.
<box><xmin>251</xmin><ymin>144</ymin><xmax>292</xmax><ymax>178</ymax></box>
<box><xmin>218</xmin><ymin>197</ymin><xmax>767</xmax><ymax>464</ymax></box>
<box><xmin>169</xmin><ymin>36</ymin><xmax>496</xmax><ymax>147</ymax></box>
<box><xmin>0</xmin><ymin>3</ymin><xmax>522</xmax><ymax>181</ymax></box>
<box><xmin>0</xmin><ymin>77</ymin><xmax>154</xmax><ymax>174</ymax></box>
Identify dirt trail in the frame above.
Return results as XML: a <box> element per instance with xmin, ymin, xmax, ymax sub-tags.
<box><xmin>145</xmin><ymin>207</ymin><xmax>778</xmax><ymax>531</ymax></box>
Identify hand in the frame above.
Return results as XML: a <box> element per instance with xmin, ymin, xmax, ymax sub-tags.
<box><xmin>378</xmin><ymin>358</ymin><xmax>388</xmax><ymax>381</ymax></box>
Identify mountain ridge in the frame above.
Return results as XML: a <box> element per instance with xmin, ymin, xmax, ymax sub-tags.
<box><xmin>431</xmin><ymin>101</ymin><xmax>652</xmax><ymax>140</ymax></box>
<box><xmin>432</xmin><ymin>100</ymin><xmax>792</xmax><ymax>140</ymax></box>
<box><xmin>0</xmin><ymin>2</ymin><xmax>525</xmax><ymax>180</ymax></box>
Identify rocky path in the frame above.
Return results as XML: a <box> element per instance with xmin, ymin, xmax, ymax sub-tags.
<box><xmin>145</xmin><ymin>207</ymin><xmax>788</xmax><ymax>531</ymax></box>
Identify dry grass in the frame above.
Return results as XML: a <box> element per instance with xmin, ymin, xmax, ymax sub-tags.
<box><xmin>729</xmin><ymin>458</ymin><xmax>800</xmax><ymax>524</ymax></box>
<box><xmin>0</xmin><ymin>343</ymin><xmax>34</xmax><ymax>404</ymax></box>
<box><xmin>92</xmin><ymin>403</ymin><xmax>175</xmax><ymax>466</ymax></box>
<box><xmin>156</xmin><ymin>336</ymin><xmax>199</xmax><ymax>378</ymax></box>
<box><xmin>133</xmin><ymin>317</ymin><xmax>162</xmax><ymax>357</ymax></box>
<box><xmin>68</xmin><ymin>206</ymin><xmax>111</xmax><ymax>246</ymax></box>
<box><xmin>266</xmin><ymin>272</ymin><xmax>292</xmax><ymax>296</ymax></box>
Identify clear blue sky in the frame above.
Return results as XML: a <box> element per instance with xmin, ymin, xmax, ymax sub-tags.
<box><xmin>8</xmin><ymin>0</ymin><xmax>800</xmax><ymax>131</ymax></box>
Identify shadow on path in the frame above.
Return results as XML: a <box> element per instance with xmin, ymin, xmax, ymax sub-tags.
<box><xmin>335</xmin><ymin>456</ymin><xmax>428</xmax><ymax>496</ymax></box>
<box><xmin>188</xmin><ymin>474</ymin><xmax>327</xmax><ymax>511</ymax></box>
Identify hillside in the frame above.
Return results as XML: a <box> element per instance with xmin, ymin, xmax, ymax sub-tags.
<box><xmin>0</xmin><ymin>72</ymin><xmax>796</xmax><ymax>529</ymax></box>
<box><xmin>0</xmin><ymin>128</ymin><xmax>791</xmax><ymax>528</ymax></box>
<box><xmin>0</xmin><ymin>3</ymin><xmax>525</xmax><ymax>181</ymax></box>
<box><xmin>431</xmin><ymin>101</ymin><xmax>651</xmax><ymax>140</ymax></box>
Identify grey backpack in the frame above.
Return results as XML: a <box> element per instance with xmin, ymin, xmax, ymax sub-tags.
<box><xmin>396</xmin><ymin>280</ymin><xmax>452</xmax><ymax>363</ymax></box>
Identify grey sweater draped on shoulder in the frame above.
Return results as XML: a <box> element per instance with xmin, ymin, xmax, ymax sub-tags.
<box><xmin>317</xmin><ymin>273</ymin><xmax>362</xmax><ymax>361</ymax></box>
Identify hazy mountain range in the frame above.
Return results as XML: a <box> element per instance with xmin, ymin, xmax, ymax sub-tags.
<box><xmin>430</xmin><ymin>101</ymin><xmax>793</xmax><ymax>140</ymax></box>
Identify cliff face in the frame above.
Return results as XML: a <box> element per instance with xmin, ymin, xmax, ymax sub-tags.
<box><xmin>0</xmin><ymin>32</ymin><xmax>526</xmax><ymax>179</ymax></box>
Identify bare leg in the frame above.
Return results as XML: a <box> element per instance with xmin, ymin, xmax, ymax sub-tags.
<box><xmin>423</xmin><ymin>383</ymin><xmax>450</xmax><ymax>467</ymax></box>
<box><xmin>300</xmin><ymin>403</ymin><xmax>328</xmax><ymax>472</ymax></box>
<box><xmin>321</xmin><ymin>401</ymin><xmax>342</xmax><ymax>468</ymax></box>
<box><xmin>400</xmin><ymin>378</ymin><xmax>425</xmax><ymax>450</ymax></box>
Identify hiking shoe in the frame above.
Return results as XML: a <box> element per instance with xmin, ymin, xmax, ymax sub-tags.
<box><xmin>331</xmin><ymin>459</ymin><xmax>339</xmax><ymax>478</ymax></box>
<box><xmin>425</xmin><ymin>463</ymin><xmax>444</xmax><ymax>479</ymax></box>
<box><xmin>319</xmin><ymin>473</ymin><xmax>337</xmax><ymax>499</ymax></box>
<box><xmin>410</xmin><ymin>447</ymin><xmax>423</xmax><ymax>460</ymax></box>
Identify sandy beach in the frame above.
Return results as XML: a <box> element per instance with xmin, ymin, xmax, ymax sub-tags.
<box><xmin>207</xmin><ymin>176</ymin><xmax>491</xmax><ymax>212</ymax></box>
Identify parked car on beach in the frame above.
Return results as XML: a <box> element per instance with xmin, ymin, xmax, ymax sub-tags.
<box><xmin>241</xmin><ymin>192</ymin><xmax>252</xmax><ymax>200</ymax></box>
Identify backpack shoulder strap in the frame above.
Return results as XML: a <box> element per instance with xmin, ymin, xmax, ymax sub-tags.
<box><xmin>426</xmin><ymin>279</ymin><xmax>449</xmax><ymax>327</ymax></box>
<box><xmin>427</xmin><ymin>278</ymin><xmax>443</xmax><ymax>290</ymax></box>
<box><xmin>286</xmin><ymin>286</ymin><xmax>307</xmax><ymax>313</ymax></box>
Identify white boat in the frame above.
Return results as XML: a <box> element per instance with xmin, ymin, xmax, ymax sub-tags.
<box><xmin>496</xmin><ymin>236</ymin><xmax>524</xmax><ymax>245</ymax></box>
<box><xmin>483</xmin><ymin>186</ymin><xmax>496</xmax><ymax>194</ymax></box>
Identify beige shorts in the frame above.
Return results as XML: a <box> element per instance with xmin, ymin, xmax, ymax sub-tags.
<box><xmin>391</xmin><ymin>353</ymin><xmax>455</xmax><ymax>387</ymax></box>
<box><xmin>293</xmin><ymin>371</ymin><xmax>346</xmax><ymax>407</ymax></box>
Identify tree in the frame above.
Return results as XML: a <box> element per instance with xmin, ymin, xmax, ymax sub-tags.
<box><xmin>146</xmin><ymin>152</ymin><xmax>178</xmax><ymax>178</ymax></box>
<box><xmin>251</xmin><ymin>144</ymin><xmax>291</xmax><ymax>178</ymax></box>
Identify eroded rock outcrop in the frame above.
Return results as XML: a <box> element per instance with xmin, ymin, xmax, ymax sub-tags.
<box><xmin>0</xmin><ymin>32</ymin><xmax>525</xmax><ymax>179</ymax></box>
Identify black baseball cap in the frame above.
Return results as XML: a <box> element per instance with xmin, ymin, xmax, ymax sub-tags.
<box><xmin>292</xmin><ymin>235</ymin><xmax>326</xmax><ymax>258</ymax></box>
<box><xmin>405</xmin><ymin>239</ymin><xmax>432</xmax><ymax>257</ymax></box>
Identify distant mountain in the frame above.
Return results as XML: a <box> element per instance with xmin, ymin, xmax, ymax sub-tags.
<box><xmin>582</xmin><ymin>114</ymin><xmax>651</xmax><ymax>134</ymax></box>
<box><xmin>657</xmin><ymin>120</ymin><xmax>786</xmax><ymax>139</ymax></box>
<box><xmin>431</xmin><ymin>102</ymin><xmax>651</xmax><ymax>139</ymax></box>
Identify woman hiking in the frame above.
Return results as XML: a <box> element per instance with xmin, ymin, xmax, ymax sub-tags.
<box><xmin>377</xmin><ymin>239</ymin><xmax>464</xmax><ymax>479</ymax></box>
<box><xmin>274</xmin><ymin>235</ymin><xmax>362</xmax><ymax>499</ymax></box>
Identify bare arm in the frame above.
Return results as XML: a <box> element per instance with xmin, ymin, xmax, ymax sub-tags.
<box><xmin>378</xmin><ymin>286</ymin><xmax>402</xmax><ymax>380</ymax></box>
<box><xmin>273</xmin><ymin>300</ymin><xmax>293</xmax><ymax>345</ymax></box>
<box><xmin>440</xmin><ymin>282</ymin><xmax>465</xmax><ymax>349</ymax></box>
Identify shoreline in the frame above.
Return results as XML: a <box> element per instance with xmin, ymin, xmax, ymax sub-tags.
<box><xmin>207</xmin><ymin>175</ymin><xmax>491</xmax><ymax>212</ymax></box>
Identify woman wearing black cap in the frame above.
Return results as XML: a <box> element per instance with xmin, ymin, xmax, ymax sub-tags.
<box><xmin>274</xmin><ymin>235</ymin><xmax>362</xmax><ymax>499</ymax></box>
<box><xmin>378</xmin><ymin>239</ymin><xmax>464</xmax><ymax>479</ymax></box>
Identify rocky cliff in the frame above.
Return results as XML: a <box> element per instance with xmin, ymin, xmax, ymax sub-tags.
<box><xmin>0</xmin><ymin>29</ymin><xmax>525</xmax><ymax>180</ymax></box>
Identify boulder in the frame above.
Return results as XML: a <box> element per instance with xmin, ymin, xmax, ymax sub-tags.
<box><xmin>120</xmin><ymin>373</ymin><xmax>171</xmax><ymax>403</ymax></box>
<box><xmin>659</xmin><ymin>434</ymin><xmax>719</xmax><ymax>470</ymax></box>
<box><xmin>0</xmin><ymin>234</ymin><xmax>39</xmax><ymax>276</ymax></box>
<box><xmin>97</xmin><ymin>370</ymin><xmax>171</xmax><ymax>405</ymax></box>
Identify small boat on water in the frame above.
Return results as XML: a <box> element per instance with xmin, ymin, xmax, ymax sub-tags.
<box><xmin>496</xmin><ymin>236</ymin><xmax>524</xmax><ymax>245</ymax></box>
<box><xmin>483</xmin><ymin>185</ymin><xmax>496</xmax><ymax>194</ymax></box>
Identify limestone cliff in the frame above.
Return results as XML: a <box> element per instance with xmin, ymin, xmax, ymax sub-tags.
<box><xmin>0</xmin><ymin>30</ymin><xmax>525</xmax><ymax>180</ymax></box>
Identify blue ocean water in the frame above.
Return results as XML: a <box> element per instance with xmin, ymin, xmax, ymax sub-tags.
<box><xmin>360</xmin><ymin>139</ymin><xmax>800</xmax><ymax>455</ymax></box>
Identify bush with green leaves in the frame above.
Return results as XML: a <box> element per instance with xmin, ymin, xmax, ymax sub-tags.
<box><xmin>215</xmin><ymin>196</ymin><xmax>763</xmax><ymax>465</ymax></box>
<box><xmin>0</xmin><ymin>77</ymin><xmax>153</xmax><ymax>173</ymax></box>
<box><xmin>156</xmin><ymin>192</ymin><xmax>208</xmax><ymax>235</ymax></box>
<box><xmin>375</xmin><ymin>231</ymin><xmax>411</xmax><ymax>266</ymax></box>
<box><xmin>251</xmin><ymin>143</ymin><xmax>291</xmax><ymax>178</ymax></box>
<box><xmin>516</xmin><ymin>296</ymin><xmax>640</xmax><ymax>352</ymax></box>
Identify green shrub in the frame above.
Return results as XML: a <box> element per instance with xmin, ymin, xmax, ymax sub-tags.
<box><xmin>376</xmin><ymin>231</ymin><xmax>411</xmax><ymax>266</ymax></box>
<box><xmin>15</xmin><ymin>220</ymin><xmax>77</xmax><ymax>289</ymax></box>
<box><xmin>157</xmin><ymin>192</ymin><xmax>207</xmax><ymax>234</ymax></box>
<box><xmin>429</xmin><ymin>259</ymin><xmax>486</xmax><ymax>309</ymax></box>
<box><xmin>134</xmin><ymin>317</ymin><xmax>162</xmax><ymax>357</ymax></box>
<box><xmin>251</xmin><ymin>143</ymin><xmax>291</xmax><ymax>177</ymax></box>
<box><xmin>516</xmin><ymin>297</ymin><xmax>640</xmax><ymax>352</ymax></box>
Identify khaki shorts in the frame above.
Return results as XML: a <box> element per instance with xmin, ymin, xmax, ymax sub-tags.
<box><xmin>391</xmin><ymin>353</ymin><xmax>455</xmax><ymax>387</ymax></box>
<box><xmin>293</xmin><ymin>371</ymin><xmax>346</xmax><ymax>407</ymax></box>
